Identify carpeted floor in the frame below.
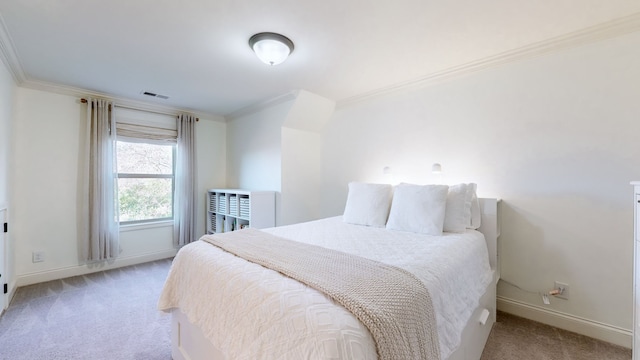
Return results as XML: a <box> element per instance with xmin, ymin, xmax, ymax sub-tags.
<box><xmin>482</xmin><ymin>312</ymin><xmax>631</xmax><ymax>360</ymax></box>
<box><xmin>0</xmin><ymin>258</ymin><xmax>632</xmax><ymax>360</ymax></box>
<box><xmin>0</xmin><ymin>259</ymin><xmax>172</xmax><ymax>360</ymax></box>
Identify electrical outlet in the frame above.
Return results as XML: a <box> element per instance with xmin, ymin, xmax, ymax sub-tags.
<box><xmin>32</xmin><ymin>251</ymin><xmax>45</xmax><ymax>263</ymax></box>
<box><xmin>554</xmin><ymin>281</ymin><xmax>569</xmax><ymax>300</ymax></box>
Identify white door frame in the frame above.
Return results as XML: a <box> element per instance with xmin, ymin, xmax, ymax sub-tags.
<box><xmin>0</xmin><ymin>208</ymin><xmax>6</xmax><ymax>312</ymax></box>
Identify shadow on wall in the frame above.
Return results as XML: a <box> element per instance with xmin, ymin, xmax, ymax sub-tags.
<box><xmin>496</xmin><ymin>194</ymin><xmax>633</xmax><ymax>326</ymax></box>
<box><xmin>497</xmin><ymin>200</ymin><xmax>550</xmax><ymax>304</ymax></box>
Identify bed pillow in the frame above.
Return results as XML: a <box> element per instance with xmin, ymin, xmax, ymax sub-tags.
<box><xmin>342</xmin><ymin>182</ymin><xmax>393</xmax><ymax>227</ymax></box>
<box><xmin>443</xmin><ymin>183</ymin><xmax>472</xmax><ymax>233</ymax></box>
<box><xmin>386</xmin><ymin>183</ymin><xmax>449</xmax><ymax>235</ymax></box>
<box><xmin>468</xmin><ymin>183</ymin><xmax>482</xmax><ymax>229</ymax></box>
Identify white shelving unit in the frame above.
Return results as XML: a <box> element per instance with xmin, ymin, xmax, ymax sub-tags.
<box><xmin>206</xmin><ymin>189</ymin><xmax>275</xmax><ymax>234</ymax></box>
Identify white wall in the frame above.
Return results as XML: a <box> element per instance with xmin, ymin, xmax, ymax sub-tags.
<box><xmin>226</xmin><ymin>100</ymin><xmax>293</xmax><ymax>225</ymax></box>
<box><xmin>11</xmin><ymin>88</ymin><xmax>226</xmax><ymax>285</ymax></box>
<box><xmin>196</xmin><ymin>117</ymin><xmax>227</xmax><ymax>235</ymax></box>
<box><xmin>226</xmin><ymin>101</ymin><xmax>291</xmax><ymax>192</ymax></box>
<box><xmin>321</xmin><ymin>31</ymin><xmax>640</xmax><ymax>342</ymax></box>
<box><xmin>280</xmin><ymin>91</ymin><xmax>335</xmax><ymax>226</ymax></box>
<box><xmin>281</xmin><ymin>128</ymin><xmax>322</xmax><ymax>225</ymax></box>
<box><xmin>12</xmin><ymin>88</ymin><xmax>84</xmax><ymax>282</ymax></box>
<box><xmin>226</xmin><ymin>91</ymin><xmax>335</xmax><ymax>226</ymax></box>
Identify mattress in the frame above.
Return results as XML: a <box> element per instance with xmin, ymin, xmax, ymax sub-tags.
<box><xmin>158</xmin><ymin>216</ymin><xmax>493</xmax><ymax>359</ymax></box>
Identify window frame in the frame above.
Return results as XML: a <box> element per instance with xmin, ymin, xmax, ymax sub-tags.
<box><xmin>116</xmin><ymin>137</ymin><xmax>176</xmax><ymax>225</ymax></box>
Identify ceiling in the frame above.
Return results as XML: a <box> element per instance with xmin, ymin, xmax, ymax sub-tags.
<box><xmin>0</xmin><ymin>0</ymin><xmax>639</xmax><ymax>117</ymax></box>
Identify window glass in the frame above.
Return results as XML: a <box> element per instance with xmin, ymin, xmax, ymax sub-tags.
<box><xmin>117</xmin><ymin>141</ymin><xmax>173</xmax><ymax>175</ymax></box>
<box><xmin>116</xmin><ymin>140</ymin><xmax>175</xmax><ymax>224</ymax></box>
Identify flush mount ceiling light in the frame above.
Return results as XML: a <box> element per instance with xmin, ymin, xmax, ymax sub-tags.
<box><xmin>249</xmin><ymin>32</ymin><xmax>294</xmax><ymax>66</ymax></box>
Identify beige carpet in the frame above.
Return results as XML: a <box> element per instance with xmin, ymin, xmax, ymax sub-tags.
<box><xmin>482</xmin><ymin>311</ymin><xmax>631</xmax><ymax>360</ymax></box>
<box><xmin>0</xmin><ymin>259</ymin><xmax>172</xmax><ymax>359</ymax></box>
<box><xmin>0</xmin><ymin>258</ymin><xmax>632</xmax><ymax>359</ymax></box>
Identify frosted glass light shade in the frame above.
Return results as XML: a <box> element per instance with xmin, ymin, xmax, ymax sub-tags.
<box><xmin>249</xmin><ymin>33</ymin><xmax>294</xmax><ymax>66</ymax></box>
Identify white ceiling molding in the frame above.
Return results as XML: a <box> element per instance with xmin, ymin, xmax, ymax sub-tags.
<box><xmin>225</xmin><ymin>90</ymin><xmax>300</xmax><ymax>122</ymax></box>
<box><xmin>20</xmin><ymin>78</ymin><xmax>225</xmax><ymax>123</ymax></box>
<box><xmin>0</xmin><ymin>12</ymin><xmax>25</xmax><ymax>84</ymax></box>
<box><xmin>337</xmin><ymin>12</ymin><xmax>640</xmax><ymax>109</ymax></box>
<box><xmin>4</xmin><ymin>4</ymin><xmax>638</xmax><ymax>116</ymax></box>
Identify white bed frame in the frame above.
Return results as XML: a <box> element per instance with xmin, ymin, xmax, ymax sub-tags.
<box><xmin>170</xmin><ymin>198</ymin><xmax>500</xmax><ymax>360</ymax></box>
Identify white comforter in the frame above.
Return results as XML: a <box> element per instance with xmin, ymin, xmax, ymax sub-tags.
<box><xmin>158</xmin><ymin>217</ymin><xmax>493</xmax><ymax>359</ymax></box>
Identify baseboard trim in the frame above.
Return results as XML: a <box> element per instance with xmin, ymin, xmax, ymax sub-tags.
<box><xmin>16</xmin><ymin>249</ymin><xmax>177</xmax><ymax>287</ymax></box>
<box><xmin>497</xmin><ymin>296</ymin><xmax>632</xmax><ymax>348</ymax></box>
<box><xmin>7</xmin><ymin>279</ymin><xmax>17</xmax><ymax>305</ymax></box>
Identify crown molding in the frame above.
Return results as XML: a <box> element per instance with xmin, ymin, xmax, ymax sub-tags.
<box><xmin>0</xmin><ymin>12</ymin><xmax>26</xmax><ymax>83</ymax></box>
<box><xmin>0</xmin><ymin>11</ymin><xmax>223</xmax><ymax>122</ymax></box>
<box><xmin>4</xmin><ymin>9</ymin><xmax>639</xmax><ymax>117</ymax></box>
<box><xmin>225</xmin><ymin>90</ymin><xmax>299</xmax><ymax>121</ymax></box>
<box><xmin>337</xmin><ymin>12</ymin><xmax>640</xmax><ymax>109</ymax></box>
<box><xmin>19</xmin><ymin>79</ymin><xmax>225</xmax><ymax>122</ymax></box>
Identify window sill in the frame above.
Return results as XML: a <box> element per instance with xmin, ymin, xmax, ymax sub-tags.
<box><xmin>120</xmin><ymin>220</ymin><xmax>173</xmax><ymax>232</ymax></box>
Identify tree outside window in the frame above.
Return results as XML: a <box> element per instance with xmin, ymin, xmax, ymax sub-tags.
<box><xmin>116</xmin><ymin>140</ymin><xmax>175</xmax><ymax>224</ymax></box>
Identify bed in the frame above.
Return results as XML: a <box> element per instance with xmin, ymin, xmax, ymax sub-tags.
<box><xmin>159</xmin><ymin>183</ymin><xmax>500</xmax><ymax>360</ymax></box>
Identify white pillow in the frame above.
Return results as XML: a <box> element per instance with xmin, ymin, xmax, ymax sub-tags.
<box><xmin>443</xmin><ymin>183</ymin><xmax>471</xmax><ymax>233</ymax></box>
<box><xmin>468</xmin><ymin>183</ymin><xmax>482</xmax><ymax>229</ymax></box>
<box><xmin>342</xmin><ymin>182</ymin><xmax>393</xmax><ymax>227</ymax></box>
<box><xmin>386</xmin><ymin>183</ymin><xmax>449</xmax><ymax>235</ymax></box>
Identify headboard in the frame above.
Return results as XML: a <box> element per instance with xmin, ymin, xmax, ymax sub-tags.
<box><xmin>477</xmin><ymin>198</ymin><xmax>501</xmax><ymax>279</ymax></box>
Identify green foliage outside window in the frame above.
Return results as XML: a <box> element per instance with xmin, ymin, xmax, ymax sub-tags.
<box><xmin>116</xmin><ymin>140</ymin><xmax>174</xmax><ymax>223</ymax></box>
<box><xmin>118</xmin><ymin>178</ymin><xmax>172</xmax><ymax>222</ymax></box>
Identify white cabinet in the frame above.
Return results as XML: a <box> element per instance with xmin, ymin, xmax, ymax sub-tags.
<box><xmin>206</xmin><ymin>189</ymin><xmax>275</xmax><ymax>234</ymax></box>
<box><xmin>632</xmin><ymin>182</ymin><xmax>640</xmax><ymax>359</ymax></box>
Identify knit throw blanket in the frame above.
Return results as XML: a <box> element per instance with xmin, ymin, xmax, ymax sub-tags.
<box><xmin>202</xmin><ymin>228</ymin><xmax>441</xmax><ymax>360</ymax></box>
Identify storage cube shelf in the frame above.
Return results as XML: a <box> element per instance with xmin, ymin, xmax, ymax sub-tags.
<box><xmin>206</xmin><ymin>189</ymin><xmax>275</xmax><ymax>234</ymax></box>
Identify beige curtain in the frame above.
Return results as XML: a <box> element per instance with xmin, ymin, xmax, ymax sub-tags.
<box><xmin>83</xmin><ymin>98</ymin><xmax>119</xmax><ymax>261</ymax></box>
<box><xmin>174</xmin><ymin>114</ymin><xmax>197</xmax><ymax>247</ymax></box>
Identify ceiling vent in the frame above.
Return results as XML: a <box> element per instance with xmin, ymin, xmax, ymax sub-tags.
<box><xmin>141</xmin><ymin>91</ymin><xmax>169</xmax><ymax>100</ymax></box>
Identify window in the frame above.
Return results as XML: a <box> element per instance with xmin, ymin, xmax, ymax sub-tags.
<box><xmin>116</xmin><ymin>139</ymin><xmax>175</xmax><ymax>224</ymax></box>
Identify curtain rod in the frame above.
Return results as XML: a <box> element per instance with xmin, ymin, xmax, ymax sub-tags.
<box><xmin>80</xmin><ymin>98</ymin><xmax>199</xmax><ymax>121</ymax></box>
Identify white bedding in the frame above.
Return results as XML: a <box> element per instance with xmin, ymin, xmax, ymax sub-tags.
<box><xmin>158</xmin><ymin>216</ymin><xmax>493</xmax><ymax>359</ymax></box>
